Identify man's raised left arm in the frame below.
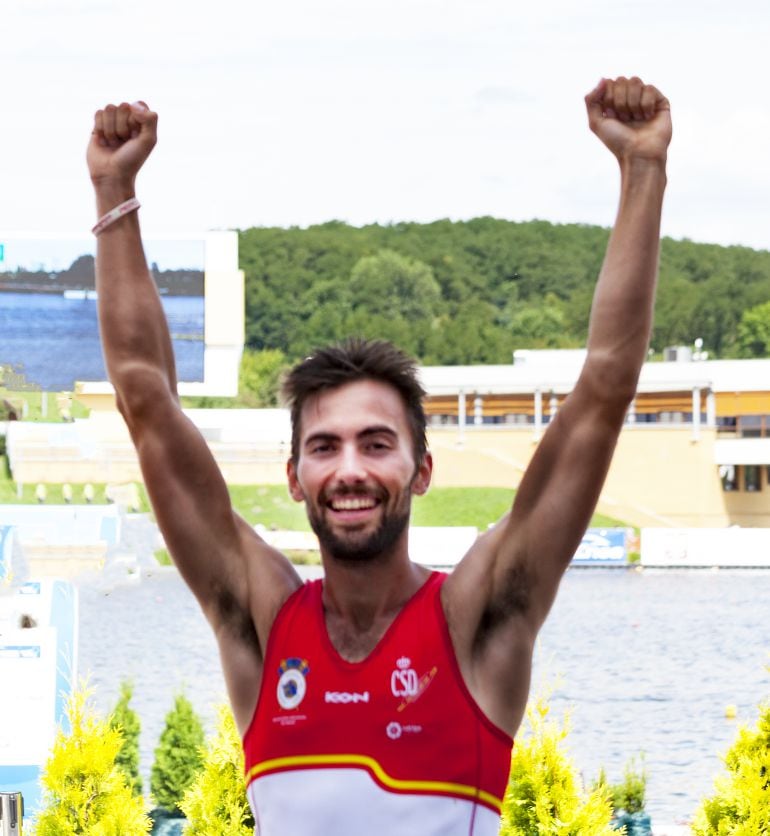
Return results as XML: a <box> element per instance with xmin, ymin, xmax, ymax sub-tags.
<box><xmin>444</xmin><ymin>76</ymin><xmax>671</xmax><ymax>735</ymax></box>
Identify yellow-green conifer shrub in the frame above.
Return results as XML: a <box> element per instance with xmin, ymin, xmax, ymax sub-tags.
<box><xmin>610</xmin><ymin>755</ymin><xmax>647</xmax><ymax>814</ymax></box>
<box><xmin>500</xmin><ymin>693</ymin><xmax>615</xmax><ymax>836</ymax></box>
<box><xmin>691</xmin><ymin>700</ymin><xmax>770</xmax><ymax>835</ymax></box>
<box><xmin>150</xmin><ymin>693</ymin><xmax>205</xmax><ymax>814</ymax></box>
<box><xmin>180</xmin><ymin>704</ymin><xmax>254</xmax><ymax>834</ymax></box>
<box><xmin>32</xmin><ymin>688</ymin><xmax>151</xmax><ymax>835</ymax></box>
<box><xmin>110</xmin><ymin>679</ymin><xmax>143</xmax><ymax>796</ymax></box>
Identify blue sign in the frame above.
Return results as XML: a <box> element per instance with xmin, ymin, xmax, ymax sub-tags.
<box><xmin>572</xmin><ymin>528</ymin><xmax>628</xmax><ymax>566</ymax></box>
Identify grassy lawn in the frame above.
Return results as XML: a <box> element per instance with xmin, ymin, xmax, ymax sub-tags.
<box><xmin>0</xmin><ymin>388</ymin><xmax>89</xmax><ymax>422</ymax></box>
<box><xmin>228</xmin><ymin>484</ymin><xmax>310</xmax><ymax>529</ymax></box>
<box><xmin>0</xmin><ymin>457</ymin><xmax>147</xmax><ymax>507</ymax></box>
<box><xmin>413</xmin><ymin>487</ymin><xmax>513</xmax><ymax>529</ymax></box>
<box><xmin>0</xmin><ymin>482</ymin><xmax>115</xmax><ymax>505</ymax></box>
<box><xmin>414</xmin><ymin>487</ymin><xmax>627</xmax><ymax>530</ymax></box>
<box><xmin>0</xmin><ymin>461</ymin><xmax>629</xmax><ymax>530</ymax></box>
<box><xmin>226</xmin><ymin>484</ymin><xmax>628</xmax><ymax>531</ymax></box>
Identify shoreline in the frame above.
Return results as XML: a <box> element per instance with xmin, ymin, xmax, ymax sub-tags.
<box><xmin>0</xmin><ymin>284</ymin><xmax>203</xmax><ymax>298</ymax></box>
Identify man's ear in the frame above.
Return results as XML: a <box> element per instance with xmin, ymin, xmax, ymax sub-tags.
<box><xmin>286</xmin><ymin>458</ymin><xmax>305</xmax><ymax>503</ymax></box>
<box><xmin>411</xmin><ymin>452</ymin><xmax>433</xmax><ymax>496</ymax></box>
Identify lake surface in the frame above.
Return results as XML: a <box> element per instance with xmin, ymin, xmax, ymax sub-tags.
<box><xmin>77</xmin><ymin>566</ymin><xmax>769</xmax><ymax>826</ymax></box>
<box><xmin>0</xmin><ymin>292</ymin><xmax>204</xmax><ymax>391</ymax></box>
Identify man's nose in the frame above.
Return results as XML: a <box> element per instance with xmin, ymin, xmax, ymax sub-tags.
<box><xmin>335</xmin><ymin>444</ymin><xmax>367</xmax><ymax>483</ymax></box>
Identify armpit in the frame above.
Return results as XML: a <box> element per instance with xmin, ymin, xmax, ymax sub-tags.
<box><xmin>213</xmin><ymin>581</ymin><xmax>260</xmax><ymax>651</ymax></box>
<box><xmin>474</xmin><ymin>563</ymin><xmax>531</xmax><ymax>646</ymax></box>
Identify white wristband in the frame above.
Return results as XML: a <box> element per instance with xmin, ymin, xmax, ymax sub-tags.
<box><xmin>92</xmin><ymin>197</ymin><xmax>141</xmax><ymax>236</ymax></box>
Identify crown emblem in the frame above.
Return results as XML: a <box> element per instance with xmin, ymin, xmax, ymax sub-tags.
<box><xmin>396</xmin><ymin>657</ymin><xmax>411</xmax><ymax>670</ymax></box>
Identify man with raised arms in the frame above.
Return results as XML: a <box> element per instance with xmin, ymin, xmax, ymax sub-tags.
<box><xmin>87</xmin><ymin>76</ymin><xmax>671</xmax><ymax>835</ymax></box>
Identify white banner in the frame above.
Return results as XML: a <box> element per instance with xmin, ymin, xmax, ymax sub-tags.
<box><xmin>642</xmin><ymin>528</ymin><xmax>770</xmax><ymax>567</ymax></box>
<box><xmin>0</xmin><ymin>630</ymin><xmax>57</xmax><ymax>763</ymax></box>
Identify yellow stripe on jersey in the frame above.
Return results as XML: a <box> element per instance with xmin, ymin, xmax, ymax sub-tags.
<box><xmin>246</xmin><ymin>753</ymin><xmax>503</xmax><ymax>813</ymax></box>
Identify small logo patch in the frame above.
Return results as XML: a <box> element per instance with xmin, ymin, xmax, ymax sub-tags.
<box><xmin>391</xmin><ymin>656</ymin><xmax>419</xmax><ymax>698</ymax></box>
<box><xmin>390</xmin><ymin>657</ymin><xmax>438</xmax><ymax>711</ymax></box>
<box><xmin>277</xmin><ymin>657</ymin><xmax>310</xmax><ymax>710</ymax></box>
<box><xmin>386</xmin><ymin>721</ymin><xmax>422</xmax><ymax>740</ymax></box>
<box><xmin>386</xmin><ymin>721</ymin><xmax>402</xmax><ymax>739</ymax></box>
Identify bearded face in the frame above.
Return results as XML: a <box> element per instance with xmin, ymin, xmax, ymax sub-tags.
<box><xmin>287</xmin><ymin>380</ymin><xmax>432</xmax><ymax>567</ymax></box>
<box><xmin>305</xmin><ymin>484</ymin><xmax>413</xmax><ymax>565</ymax></box>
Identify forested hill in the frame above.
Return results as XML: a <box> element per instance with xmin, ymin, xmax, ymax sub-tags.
<box><xmin>239</xmin><ymin>218</ymin><xmax>770</xmax><ymax>365</ymax></box>
<box><xmin>0</xmin><ymin>255</ymin><xmax>203</xmax><ymax>296</ymax></box>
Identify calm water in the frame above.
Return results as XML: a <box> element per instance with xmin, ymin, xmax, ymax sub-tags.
<box><xmin>77</xmin><ymin>567</ymin><xmax>769</xmax><ymax>825</ymax></box>
<box><xmin>0</xmin><ymin>292</ymin><xmax>204</xmax><ymax>390</ymax></box>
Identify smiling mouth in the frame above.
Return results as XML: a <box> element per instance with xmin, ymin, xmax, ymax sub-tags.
<box><xmin>328</xmin><ymin>496</ymin><xmax>379</xmax><ymax>512</ymax></box>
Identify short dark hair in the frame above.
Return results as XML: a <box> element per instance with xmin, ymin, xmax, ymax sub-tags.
<box><xmin>282</xmin><ymin>338</ymin><xmax>428</xmax><ymax>465</ymax></box>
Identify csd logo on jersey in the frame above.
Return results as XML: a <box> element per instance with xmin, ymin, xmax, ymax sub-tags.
<box><xmin>391</xmin><ymin>656</ymin><xmax>437</xmax><ymax>711</ymax></box>
<box><xmin>277</xmin><ymin>657</ymin><xmax>310</xmax><ymax>710</ymax></box>
<box><xmin>390</xmin><ymin>657</ymin><xmax>419</xmax><ymax>697</ymax></box>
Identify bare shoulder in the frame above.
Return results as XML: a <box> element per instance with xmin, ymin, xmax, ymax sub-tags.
<box><xmin>237</xmin><ymin>516</ymin><xmax>304</xmax><ymax>645</ymax></box>
<box><xmin>211</xmin><ymin>517</ymin><xmax>304</xmax><ymax>734</ymax></box>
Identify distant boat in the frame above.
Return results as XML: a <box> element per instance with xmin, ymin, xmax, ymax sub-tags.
<box><xmin>62</xmin><ymin>289</ymin><xmax>97</xmax><ymax>300</ymax></box>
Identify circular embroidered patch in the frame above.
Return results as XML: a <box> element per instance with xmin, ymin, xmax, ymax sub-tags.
<box><xmin>277</xmin><ymin>667</ymin><xmax>307</xmax><ymax>710</ymax></box>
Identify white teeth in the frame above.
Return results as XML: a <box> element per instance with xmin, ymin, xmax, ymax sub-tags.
<box><xmin>331</xmin><ymin>497</ymin><xmax>376</xmax><ymax>511</ymax></box>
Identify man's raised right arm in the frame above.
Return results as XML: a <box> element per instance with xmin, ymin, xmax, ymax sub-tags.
<box><xmin>87</xmin><ymin>103</ymin><xmax>300</xmax><ymax>727</ymax></box>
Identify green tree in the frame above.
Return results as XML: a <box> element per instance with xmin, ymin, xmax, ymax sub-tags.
<box><xmin>651</xmin><ymin>272</ymin><xmax>701</xmax><ymax>351</ymax></box>
<box><xmin>150</xmin><ymin>693</ymin><xmax>205</xmax><ymax>815</ymax></box>
<box><xmin>109</xmin><ymin>680</ymin><xmax>143</xmax><ymax>796</ymax></box>
<box><xmin>434</xmin><ymin>299</ymin><xmax>509</xmax><ymax>364</ymax></box>
<box><xmin>608</xmin><ymin>755</ymin><xmax>647</xmax><ymax>814</ymax></box>
<box><xmin>180</xmin><ymin>705</ymin><xmax>254</xmax><ymax>834</ymax></box>
<box><xmin>506</xmin><ymin>293</ymin><xmax>573</xmax><ymax>351</ymax></box>
<box><xmin>736</xmin><ymin>300</ymin><xmax>770</xmax><ymax>358</ymax></box>
<box><xmin>32</xmin><ymin>688</ymin><xmax>151</xmax><ymax>835</ymax></box>
<box><xmin>500</xmin><ymin>691</ymin><xmax>615</xmax><ymax>835</ymax></box>
<box><xmin>238</xmin><ymin>348</ymin><xmax>288</xmax><ymax>407</ymax></box>
<box><xmin>237</xmin><ymin>218</ymin><xmax>770</xmax><ymax>364</ymax></box>
<box><xmin>692</xmin><ymin>699</ymin><xmax>770</xmax><ymax>835</ymax></box>
<box><xmin>349</xmin><ymin>249</ymin><xmax>441</xmax><ymax>322</ymax></box>
<box><xmin>342</xmin><ymin>249</ymin><xmax>443</xmax><ymax>358</ymax></box>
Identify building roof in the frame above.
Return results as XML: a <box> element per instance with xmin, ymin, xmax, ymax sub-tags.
<box><xmin>417</xmin><ymin>354</ymin><xmax>770</xmax><ymax>397</ymax></box>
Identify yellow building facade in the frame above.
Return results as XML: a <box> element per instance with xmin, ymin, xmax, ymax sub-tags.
<box><xmin>419</xmin><ymin>352</ymin><xmax>770</xmax><ymax>528</ymax></box>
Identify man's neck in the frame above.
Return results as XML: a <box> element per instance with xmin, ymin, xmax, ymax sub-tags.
<box><xmin>319</xmin><ymin>553</ymin><xmax>431</xmax><ymax>662</ymax></box>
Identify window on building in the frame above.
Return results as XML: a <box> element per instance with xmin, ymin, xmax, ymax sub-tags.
<box><xmin>745</xmin><ymin>465</ymin><xmax>761</xmax><ymax>492</ymax></box>
<box><xmin>738</xmin><ymin>415</ymin><xmax>763</xmax><ymax>439</ymax></box>
<box><xmin>428</xmin><ymin>414</ymin><xmax>458</xmax><ymax>426</ymax></box>
<box><xmin>502</xmin><ymin>413</ymin><xmax>531</xmax><ymax>425</ymax></box>
<box><xmin>720</xmin><ymin>465</ymin><xmax>738</xmax><ymax>492</ymax></box>
<box><xmin>659</xmin><ymin>411</ymin><xmax>686</xmax><ymax>423</ymax></box>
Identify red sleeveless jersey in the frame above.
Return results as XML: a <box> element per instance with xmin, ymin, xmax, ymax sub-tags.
<box><xmin>243</xmin><ymin>571</ymin><xmax>513</xmax><ymax>835</ymax></box>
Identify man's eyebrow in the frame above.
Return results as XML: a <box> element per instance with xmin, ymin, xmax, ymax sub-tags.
<box><xmin>357</xmin><ymin>426</ymin><xmax>398</xmax><ymax>440</ymax></box>
<box><xmin>303</xmin><ymin>431</ymin><xmax>339</xmax><ymax>448</ymax></box>
<box><xmin>302</xmin><ymin>426</ymin><xmax>397</xmax><ymax>447</ymax></box>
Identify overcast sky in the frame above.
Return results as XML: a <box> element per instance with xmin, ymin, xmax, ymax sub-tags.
<box><xmin>2</xmin><ymin>0</ymin><xmax>770</xmax><ymax>265</ymax></box>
